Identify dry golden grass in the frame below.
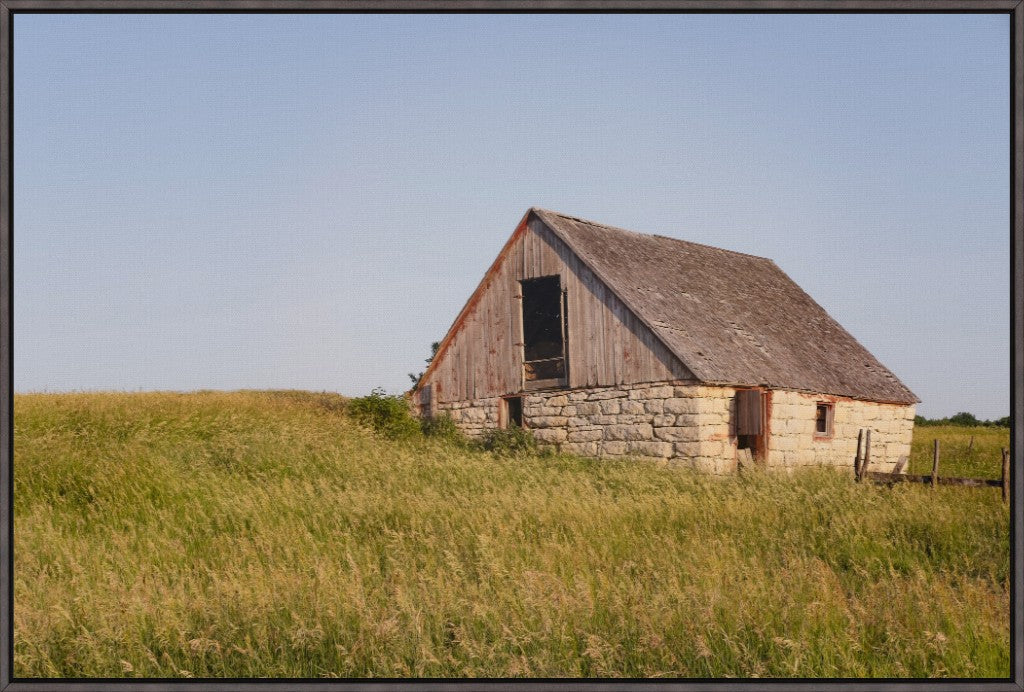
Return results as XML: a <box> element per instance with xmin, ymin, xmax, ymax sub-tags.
<box><xmin>13</xmin><ymin>391</ymin><xmax>1010</xmax><ymax>678</ymax></box>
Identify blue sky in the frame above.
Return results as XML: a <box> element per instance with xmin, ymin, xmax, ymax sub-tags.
<box><xmin>13</xmin><ymin>13</ymin><xmax>1009</xmax><ymax>418</ymax></box>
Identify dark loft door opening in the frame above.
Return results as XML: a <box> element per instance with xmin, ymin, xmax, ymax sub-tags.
<box><xmin>521</xmin><ymin>275</ymin><xmax>566</xmax><ymax>385</ymax></box>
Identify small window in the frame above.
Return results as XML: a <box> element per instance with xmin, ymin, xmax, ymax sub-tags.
<box><xmin>815</xmin><ymin>403</ymin><xmax>834</xmax><ymax>437</ymax></box>
<box><xmin>502</xmin><ymin>396</ymin><xmax>523</xmax><ymax>428</ymax></box>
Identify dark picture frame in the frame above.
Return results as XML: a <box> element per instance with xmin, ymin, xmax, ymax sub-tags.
<box><xmin>1</xmin><ymin>2</ymin><xmax>1020</xmax><ymax>690</ymax></box>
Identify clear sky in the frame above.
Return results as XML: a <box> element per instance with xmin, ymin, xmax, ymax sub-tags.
<box><xmin>13</xmin><ymin>13</ymin><xmax>1009</xmax><ymax>419</ymax></box>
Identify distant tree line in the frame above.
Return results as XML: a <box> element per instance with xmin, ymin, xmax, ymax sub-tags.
<box><xmin>915</xmin><ymin>412</ymin><xmax>1010</xmax><ymax>428</ymax></box>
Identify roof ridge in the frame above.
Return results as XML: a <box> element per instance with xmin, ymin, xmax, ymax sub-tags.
<box><xmin>533</xmin><ymin>208</ymin><xmax>771</xmax><ymax>262</ymax></box>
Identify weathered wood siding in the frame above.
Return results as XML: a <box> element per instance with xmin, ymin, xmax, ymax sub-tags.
<box><xmin>425</xmin><ymin>216</ymin><xmax>693</xmax><ymax>404</ymax></box>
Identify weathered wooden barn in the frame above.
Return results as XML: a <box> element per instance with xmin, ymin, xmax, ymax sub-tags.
<box><xmin>412</xmin><ymin>208</ymin><xmax>918</xmax><ymax>473</ymax></box>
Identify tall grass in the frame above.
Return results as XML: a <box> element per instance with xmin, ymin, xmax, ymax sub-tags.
<box><xmin>14</xmin><ymin>392</ymin><xmax>1009</xmax><ymax>678</ymax></box>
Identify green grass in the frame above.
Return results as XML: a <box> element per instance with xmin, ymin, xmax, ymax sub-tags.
<box><xmin>908</xmin><ymin>425</ymin><xmax>1010</xmax><ymax>479</ymax></box>
<box><xmin>14</xmin><ymin>392</ymin><xmax>1010</xmax><ymax>678</ymax></box>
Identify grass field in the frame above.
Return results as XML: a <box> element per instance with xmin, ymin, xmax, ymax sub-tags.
<box><xmin>13</xmin><ymin>391</ymin><xmax>1010</xmax><ymax>678</ymax></box>
<box><xmin>906</xmin><ymin>425</ymin><xmax>1010</xmax><ymax>480</ymax></box>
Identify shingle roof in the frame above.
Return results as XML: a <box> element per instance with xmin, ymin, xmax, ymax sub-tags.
<box><xmin>533</xmin><ymin>208</ymin><xmax>919</xmax><ymax>404</ymax></box>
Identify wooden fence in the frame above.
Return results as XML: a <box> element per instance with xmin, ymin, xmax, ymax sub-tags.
<box><xmin>854</xmin><ymin>429</ymin><xmax>1010</xmax><ymax>503</ymax></box>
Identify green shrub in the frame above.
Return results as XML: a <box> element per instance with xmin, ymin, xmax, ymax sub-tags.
<box><xmin>346</xmin><ymin>388</ymin><xmax>421</xmax><ymax>440</ymax></box>
<box><xmin>420</xmin><ymin>413</ymin><xmax>465</xmax><ymax>444</ymax></box>
<box><xmin>481</xmin><ymin>426</ymin><xmax>537</xmax><ymax>456</ymax></box>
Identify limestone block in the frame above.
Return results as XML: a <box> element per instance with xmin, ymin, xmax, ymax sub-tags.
<box><xmin>664</xmin><ymin>398</ymin><xmax>700</xmax><ymax>414</ymax></box>
<box><xmin>600</xmin><ymin>399</ymin><xmax>622</xmax><ymax>415</ymax></box>
<box><xmin>530</xmin><ymin>416</ymin><xmax>567</xmax><ymax>428</ymax></box>
<box><xmin>568</xmin><ymin>417</ymin><xmax>591</xmax><ymax>427</ymax></box>
<box><xmin>701</xmin><ymin>440</ymin><xmax>725</xmax><ymax>456</ymax></box>
<box><xmin>675</xmin><ymin>413</ymin><xmax>700</xmax><ymax>427</ymax></box>
<box><xmin>772</xmin><ymin>403</ymin><xmax>800</xmax><ymax>419</ymax></box>
<box><xmin>702</xmin><ymin>423</ymin><xmax>730</xmax><ymax>439</ymax></box>
<box><xmin>568</xmin><ymin>391</ymin><xmax>589</xmax><ymax>402</ymax></box>
<box><xmin>533</xmin><ymin>428</ymin><xmax>567</xmax><ymax>444</ymax></box>
<box><xmin>835</xmin><ymin>423</ymin><xmax>856</xmax><ymax>438</ymax></box>
<box><xmin>588</xmin><ymin>389</ymin><xmax>627</xmax><ymax>400</ymax></box>
<box><xmin>674</xmin><ymin>386</ymin><xmax>702</xmax><ymax>398</ymax></box>
<box><xmin>674</xmin><ymin>441</ymin><xmax>701</xmax><ymax>457</ymax></box>
<box><xmin>700</xmin><ymin>413</ymin><xmax>728</xmax><ymax>428</ymax></box>
<box><xmin>525</xmin><ymin>396</ymin><xmax>545</xmax><ymax>406</ymax></box>
<box><xmin>602</xmin><ymin>441</ymin><xmax>628</xmax><ymax>455</ymax></box>
<box><xmin>620</xmin><ymin>400</ymin><xmax>645</xmax><ymax>415</ymax></box>
<box><xmin>784</xmin><ymin>418</ymin><xmax>809</xmax><ymax>434</ymax></box>
<box><xmin>562</xmin><ymin>405</ymin><xmax>577</xmax><ymax>417</ymax></box>
<box><xmin>562</xmin><ymin>441</ymin><xmax>599</xmax><ymax>456</ymax></box>
<box><xmin>568</xmin><ymin>429</ymin><xmax>603</xmax><ymax>442</ymax></box>
<box><xmin>577</xmin><ymin>402</ymin><xmax>601</xmax><ymax>416</ymax></box>
<box><xmin>644</xmin><ymin>399</ymin><xmax>664</xmax><ymax>414</ymax></box>
<box><xmin>773</xmin><ymin>436</ymin><xmax>798</xmax><ymax>452</ymax></box>
<box><xmin>652</xmin><ymin>414</ymin><xmax>676</xmax><ymax>427</ymax></box>
<box><xmin>533</xmin><ymin>406</ymin><xmax>562</xmax><ymax>417</ymax></box>
<box><xmin>605</xmin><ymin>423</ymin><xmax>654</xmax><ymax>441</ymax></box>
<box><xmin>692</xmin><ymin>457</ymin><xmax>719</xmax><ymax>474</ymax></box>
<box><xmin>654</xmin><ymin>427</ymin><xmax>693</xmax><ymax>442</ymax></box>
<box><xmin>627</xmin><ymin>440</ymin><xmax>673</xmax><ymax>457</ymax></box>
<box><xmin>462</xmin><ymin>408</ymin><xmax>487</xmax><ymax>423</ymax></box>
<box><xmin>546</xmin><ymin>395</ymin><xmax>569</xmax><ymax>407</ymax></box>
<box><xmin>642</xmin><ymin>386</ymin><xmax>675</xmax><ymax>399</ymax></box>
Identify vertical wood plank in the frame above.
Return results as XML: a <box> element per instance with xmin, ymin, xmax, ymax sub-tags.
<box><xmin>854</xmin><ymin>429</ymin><xmax>864</xmax><ymax>480</ymax></box>
<box><xmin>862</xmin><ymin>429</ymin><xmax>872</xmax><ymax>479</ymax></box>
<box><xmin>1002</xmin><ymin>447</ymin><xmax>1010</xmax><ymax>503</ymax></box>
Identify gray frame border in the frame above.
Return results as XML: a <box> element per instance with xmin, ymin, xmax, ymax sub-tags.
<box><xmin>0</xmin><ymin>1</ymin><xmax>1019</xmax><ymax>690</ymax></box>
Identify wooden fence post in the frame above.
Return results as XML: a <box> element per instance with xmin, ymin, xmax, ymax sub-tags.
<box><xmin>862</xmin><ymin>429</ymin><xmax>872</xmax><ymax>480</ymax></box>
<box><xmin>931</xmin><ymin>439</ymin><xmax>940</xmax><ymax>488</ymax></box>
<box><xmin>855</xmin><ymin>429</ymin><xmax>864</xmax><ymax>481</ymax></box>
<box><xmin>1002</xmin><ymin>448</ymin><xmax>1010</xmax><ymax>503</ymax></box>
<box><xmin>968</xmin><ymin>436</ymin><xmax>974</xmax><ymax>452</ymax></box>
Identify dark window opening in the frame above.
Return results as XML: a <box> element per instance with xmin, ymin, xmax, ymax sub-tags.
<box><xmin>815</xmin><ymin>403</ymin><xmax>834</xmax><ymax>437</ymax></box>
<box><xmin>419</xmin><ymin>384</ymin><xmax>433</xmax><ymax>419</ymax></box>
<box><xmin>521</xmin><ymin>276</ymin><xmax>567</xmax><ymax>385</ymax></box>
<box><xmin>504</xmin><ymin>396</ymin><xmax>523</xmax><ymax>428</ymax></box>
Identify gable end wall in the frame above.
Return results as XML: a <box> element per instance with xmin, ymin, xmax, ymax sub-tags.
<box><xmin>421</xmin><ymin>216</ymin><xmax>693</xmax><ymax>403</ymax></box>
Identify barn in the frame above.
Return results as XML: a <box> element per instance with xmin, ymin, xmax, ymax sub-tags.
<box><xmin>412</xmin><ymin>208</ymin><xmax>918</xmax><ymax>474</ymax></box>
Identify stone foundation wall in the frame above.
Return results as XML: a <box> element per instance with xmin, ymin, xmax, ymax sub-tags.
<box><xmin>436</xmin><ymin>397</ymin><xmax>503</xmax><ymax>439</ymax></box>
<box><xmin>436</xmin><ymin>382</ymin><xmax>915</xmax><ymax>475</ymax></box>
<box><xmin>439</xmin><ymin>381</ymin><xmax>737</xmax><ymax>473</ymax></box>
<box><xmin>766</xmin><ymin>390</ymin><xmax>914</xmax><ymax>472</ymax></box>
